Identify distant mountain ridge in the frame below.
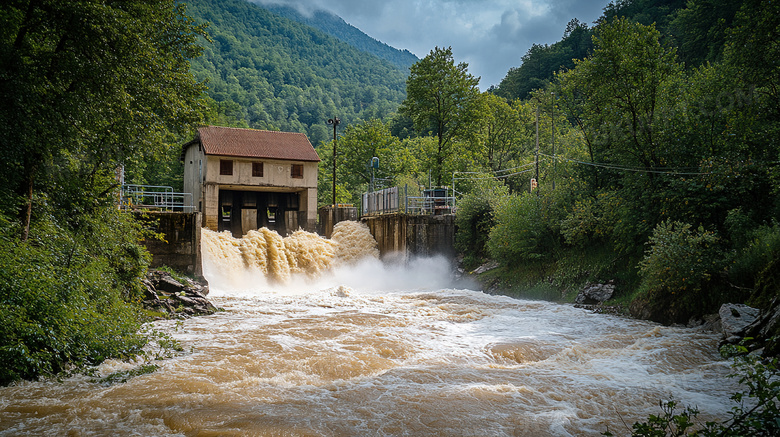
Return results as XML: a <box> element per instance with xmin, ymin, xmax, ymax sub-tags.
<box><xmin>258</xmin><ymin>3</ymin><xmax>419</xmax><ymax>71</ymax></box>
<box><xmin>184</xmin><ymin>0</ymin><xmax>410</xmax><ymax>145</ymax></box>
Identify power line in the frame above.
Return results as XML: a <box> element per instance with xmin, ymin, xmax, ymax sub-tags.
<box><xmin>538</xmin><ymin>153</ymin><xmax>712</xmax><ymax>176</ymax></box>
<box><xmin>454</xmin><ymin>161</ymin><xmax>539</xmax><ymax>177</ymax></box>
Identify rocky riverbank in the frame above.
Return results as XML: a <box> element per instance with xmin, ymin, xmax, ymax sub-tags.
<box><xmin>141</xmin><ymin>269</ymin><xmax>219</xmax><ymax>319</ymax></box>
<box><xmin>464</xmin><ymin>260</ymin><xmax>780</xmax><ymax>358</ymax></box>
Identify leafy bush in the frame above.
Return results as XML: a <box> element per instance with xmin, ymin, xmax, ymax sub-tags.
<box><xmin>487</xmin><ymin>187</ymin><xmax>570</xmax><ymax>266</ymax></box>
<box><xmin>726</xmin><ymin>211</ymin><xmax>780</xmax><ymax>293</ymax></box>
<box><xmin>454</xmin><ymin>178</ymin><xmax>508</xmax><ymax>269</ymax></box>
<box><xmin>632</xmin><ymin>220</ymin><xmax>727</xmax><ymax>324</ymax></box>
<box><xmin>560</xmin><ymin>190</ymin><xmax>623</xmax><ymax>248</ymax></box>
<box><xmin>0</xmin><ymin>211</ymin><xmax>149</xmax><ymax>386</ymax></box>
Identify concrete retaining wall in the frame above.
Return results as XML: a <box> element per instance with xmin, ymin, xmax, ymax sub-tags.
<box><xmin>318</xmin><ymin>206</ymin><xmax>358</xmax><ymax>238</ymax></box>
<box><xmin>133</xmin><ymin>212</ymin><xmax>202</xmax><ymax>277</ymax></box>
<box><xmin>361</xmin><ymin>214</ymin><xmax>455</xmax><ymax>259</ymax></box>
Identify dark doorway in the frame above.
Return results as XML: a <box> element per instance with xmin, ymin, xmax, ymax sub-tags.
<box><xmin>219</xmin><ymin>190</ymin><xmax>301</xmax><ymax>237</ymax></box>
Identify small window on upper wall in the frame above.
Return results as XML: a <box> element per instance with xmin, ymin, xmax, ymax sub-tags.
<box><xmin>291</xmin><ymin>164</ymin><xmax>303</xmax><ymax>179</ymax></box>
<box><xmin>252</xmin><ymin>162</ymin><xmax>264</xmax><ymax>177</ymax></box>
<box><xmin>220</xmin><ymin>159</ymin><xmax>233</xmax><ymax>176</ymax></box>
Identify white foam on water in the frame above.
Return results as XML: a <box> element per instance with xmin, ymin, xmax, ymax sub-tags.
<box><xmin>0</xmin><ymin>221</ymin><xmax>740</xmax><ymax>436</ymax></box>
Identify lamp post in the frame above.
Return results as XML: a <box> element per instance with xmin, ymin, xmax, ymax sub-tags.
<box><xmin>327</xmin><ymin>117</ymin><xmax>340</xmax><ymax>206</ymax></box>
<box><xmin>370</xmin><ymin>157</ymin><xmax>379</xmax><ymax>193</ymax></box>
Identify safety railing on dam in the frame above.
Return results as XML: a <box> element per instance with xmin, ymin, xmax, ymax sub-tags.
<box><xmin>361</xmin><ymin>185</ymin><xmax>454</xmax><ymax>216</ymax></box>
<box><xmin>120</xmin><ymin>184</ymin><xmax>194</xmax><ymax>213</ymax></box>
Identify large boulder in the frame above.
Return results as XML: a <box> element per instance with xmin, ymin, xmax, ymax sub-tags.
<box><xmin>575</xmin><ymin>282</ymin><xmax>615</xmax><ymax>305</ymax></box>
<box><xmin>142</xmin><ymin>270</ymin><xmax>217</xmax><ymax>319</ymax></box>
<box><xmin>743</xmin><ymin>297</ymin><xmax>780</xmax><ymax>356</ymax></box>
<box><xmin>719</xmin><ymin>303</ymin><xmax>760</xmax><ymax>342</ymax></box>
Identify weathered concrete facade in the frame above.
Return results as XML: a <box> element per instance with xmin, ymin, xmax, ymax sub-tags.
<box><xmin>361</xmin><ymin>214</ymin><xmax>455</xmax><ymax>259</ymax></box>
<box><xmin>134</xmin><ymin>212</ymin><xmax>202</xmax><ymax>277</ymax></box>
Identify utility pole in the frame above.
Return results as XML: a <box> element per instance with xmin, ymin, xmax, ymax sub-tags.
<box><xmin>535</xmin><ymin>106</ymin><xmax>539</xmax><ymax>192</ymax></box>
<box><xmin>327</xmin><ymin>117</ymin><xmax>340</xmax><ymax>206</ymax></box>
<box><xmin>551</xmin><ymin>92</ymin><xmax>555</xmax><ymax>190</ymax></box>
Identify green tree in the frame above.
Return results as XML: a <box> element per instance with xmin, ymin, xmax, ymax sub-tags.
<box><xmin>494</xmin><ymin>19</ymin><xmax>592</xmax><ymax>101</ymax></box>
<box><xmin>0</xmin><ymin>0</ymin><xmax>207</xmax><ymax>239</ymax></box>
<box><xmin>467</xmin><ymin>94</ymin><xmax>534</xmax><ymax>174</ymax></box>
<box><xmin>0</xmin><ymin>0</ymin><xmax>207</xmax><ymax>384</ymax></box>
<box><xmin>400</xmin><ymin>46</ymin><xmax>480</xmax><ymax>186</ymax></box>
<box><xmin>554</xmin><ymin>17</ymin><xmax>685</xmax><ymax>255</ymax></box>
<box><xmin>557</xmin><ymin>17</ymin><xmax>682</xmax><ymax>171</ymax></box>
<box><xmin>670</xmin><ymin>0</ymin><xmax>740</xmax><ymax>66</ymax></box>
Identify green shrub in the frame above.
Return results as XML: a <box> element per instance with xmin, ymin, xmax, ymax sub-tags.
<box><xmin>0</xmin><ymin>211</ymin><xmax>149</xmax><ymax>386</ymax></box>
<box><xmin>486</xmin><ymin>187</ymin><xmax>569</xmax><ymax>266</ymax></box>
<box><xmin>454</xmin><ymin>179</ymin><xmax>508</xmax><ymax>269</ymax></box>
<box><xmin>726</xmin><ymin>213</ymin><xmax>780</xmax><ymax>293</ymax></box>
<box><xmin>632</xmin><ymin>220</ymin><xmax>727</xmax><ymax>324</ymax></box>
<box><xmin>561</xmin><ymin>191</ymin><xmax>621</xmax><ymax>248</ymax></box>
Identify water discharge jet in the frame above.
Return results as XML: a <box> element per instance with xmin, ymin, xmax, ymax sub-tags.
<box><xmin>201</xmin><ymin>220</ymin><xmax>456</xmax><ymax>294</ymax></box>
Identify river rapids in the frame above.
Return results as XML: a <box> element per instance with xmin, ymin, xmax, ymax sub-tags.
<box><xmin>0</xmin><ymin>221</ymin><xmax>738</xmax><ymax>436</ymax></box>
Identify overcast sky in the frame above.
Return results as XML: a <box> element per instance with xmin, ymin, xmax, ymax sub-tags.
<box><xmin>253</xmin><ymin>0</ymin><xmax>612</xmax><ymax>89</ymax></box>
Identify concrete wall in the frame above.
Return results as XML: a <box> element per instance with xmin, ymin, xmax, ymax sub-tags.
<box><xmin>318</xmin><ymin>205</ymin><xmax>358</xmax><ymax>238</ymax></box>
<box><xmin>134</xmin><ymin>212</ymin><xmax>202</xmax><ymax>277</ymax></box>
<box><xmin>361</xmin><ymin>213</ymin><xmax>455</xmax><ymax>259</ymax></box>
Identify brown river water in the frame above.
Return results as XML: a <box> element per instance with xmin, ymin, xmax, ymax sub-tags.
<box><xmin>0</xmin><ymin>222</ymin><xmax>737</xmax><ymax>436</ymax></box>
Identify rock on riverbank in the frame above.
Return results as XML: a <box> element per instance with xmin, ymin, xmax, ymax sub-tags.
<box><xmin>141</xmin><ymin>270</ymin><xmax>218</xmax><ymax>319</ymax></box>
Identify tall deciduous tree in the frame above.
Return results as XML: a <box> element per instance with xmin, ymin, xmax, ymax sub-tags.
<box><xmin>557</xmin><ymin>18</ymin><xmax>682</xmax><ymax>172</ymax></box>
<box><xmin>470</xmin><ymin>94</ymin><xmax>534</xmax><ymax>173</ymax></box>
<box><xmin>400</xmin><ymin>46</ymin><xmax>480</xmax><ymax>186</ymax></box>
<box><xmin>0</xmin><ymin>0</ymin><xmax>207</xmax><ymax>239</ymax></box>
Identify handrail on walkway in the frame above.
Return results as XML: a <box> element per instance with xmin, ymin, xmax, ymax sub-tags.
<box><xmin>120</xmin><ymin>184</ymin><xmax>194</xmax><ymax>213</ymax></box>
<box><xmin>362</xmin><ymin>185</ymin><xmax>454</xmax><ymax>216</ymax></box>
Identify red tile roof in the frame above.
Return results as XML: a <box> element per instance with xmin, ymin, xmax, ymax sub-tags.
<box><xmin>189</xmin><ymin>126</ymin><xmax>320</xmax><ymax>162</ymax></box>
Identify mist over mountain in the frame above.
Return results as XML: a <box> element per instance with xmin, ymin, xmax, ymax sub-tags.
<box><xmin>256</xmin><ymin>2</ymin><xmax>418</xmax><ymax>71</ymax></box>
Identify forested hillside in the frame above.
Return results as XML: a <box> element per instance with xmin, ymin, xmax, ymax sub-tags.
<box><xmin>186</xmin><ymin>0</ymin><xmax>410</xmax><ymax>146</ymax></box>
<box><xmin>493</xmin><ymin>0</ymin><xmax>741</xmax><ymax>100</ymax></box>
<box><xmin>455</xmin><ymin>0</ymin><xmax>780</xmax><ymax>328</ymax></box>
<box><xmin>259</xmin><ymin>3</ymin><xmax>418</xmax><ymax>71</ymax></box>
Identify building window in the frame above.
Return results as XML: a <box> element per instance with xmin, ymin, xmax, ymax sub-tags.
<box><xmin>252</xmin><ymin>162</ymin><xmax>264</xmax><ymax>177</ymax></box>
<box><xmin>220</xmin><ymin>159</ymin><xmax>233</xmax><ymax>176</ymax></box>
<box><xmin>291</xmin><ymin>164</ymin><xmax>303</xmax><ymax>179</ymax></box>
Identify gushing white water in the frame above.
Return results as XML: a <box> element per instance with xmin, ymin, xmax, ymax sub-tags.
<box><xmin>0</xmin><ymin>222</ymin><xmax>738</xmax><ymax>436</ymax></box>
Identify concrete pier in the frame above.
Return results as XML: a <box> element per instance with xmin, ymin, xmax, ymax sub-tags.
<box><xmin>361</xmin><ymin>213</ymin><xmax>455</xmax><ymax>259</ymax></box>
<box><xmin>134</xmin><ymin>212</ymin><xmax>202</xmax><ymax>276</ymax></box>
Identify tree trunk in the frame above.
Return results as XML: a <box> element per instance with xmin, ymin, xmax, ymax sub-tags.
<box><xmin>20</xmin><ymin>173</ymin><xmax>33</xmax><ymax>242</ymax></box>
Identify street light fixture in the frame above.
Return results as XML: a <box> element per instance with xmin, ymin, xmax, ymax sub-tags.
<box><xmin>327</xmin><ymin>117</ymin><xmax>340</xmax><ymax>206</ymax></box>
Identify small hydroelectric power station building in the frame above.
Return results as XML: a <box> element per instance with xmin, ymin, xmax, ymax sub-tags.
<box><xmin>182</xmin><ymin>126</ymin><xmax>320</xmax><ymax>237</ymax></box>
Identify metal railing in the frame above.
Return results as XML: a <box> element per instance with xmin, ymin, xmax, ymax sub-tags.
<box><xmin>361</xmin><ymin>185</ymin><xmax>455</xmax><ymax>216</ymax></box>
<box><xmin>406</xmin><ymin>187</ymin><xmax>455</xmax><ymax>215</ymax></box>
<box><xmin>362</xmin><ymin>186</ymin><xmax>401</xmax><ymax>215</ymax></box>
<box><xmin>120</xmin><ymin>184</ymin><xmax>194</xmax><ymax>212</ymax></box>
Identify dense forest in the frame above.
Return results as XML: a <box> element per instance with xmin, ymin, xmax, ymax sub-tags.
<box><xmin>260</xmin><ymin>3</ymin><xmax>418</xmax><ymax>71</ymax></box>
<box><xmin>0</xmin><ymin>0</ymin><xmax>207</xmax><ymax>385</ymax></box>
<box><xmin>185</xmin><ymin>0</ymin><xmax>411</xmax><ymax>146</ymax></box>
<box><xmin>324</xmin><ymin>0</ymin><xmax>780</xmax><ymax>332</ymax></box>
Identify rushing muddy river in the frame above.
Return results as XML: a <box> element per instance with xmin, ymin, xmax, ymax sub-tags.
<box><xmin>0</xmin><ymin>222</ymin><xmax>737</xmax><ymax>436</ymax></box>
